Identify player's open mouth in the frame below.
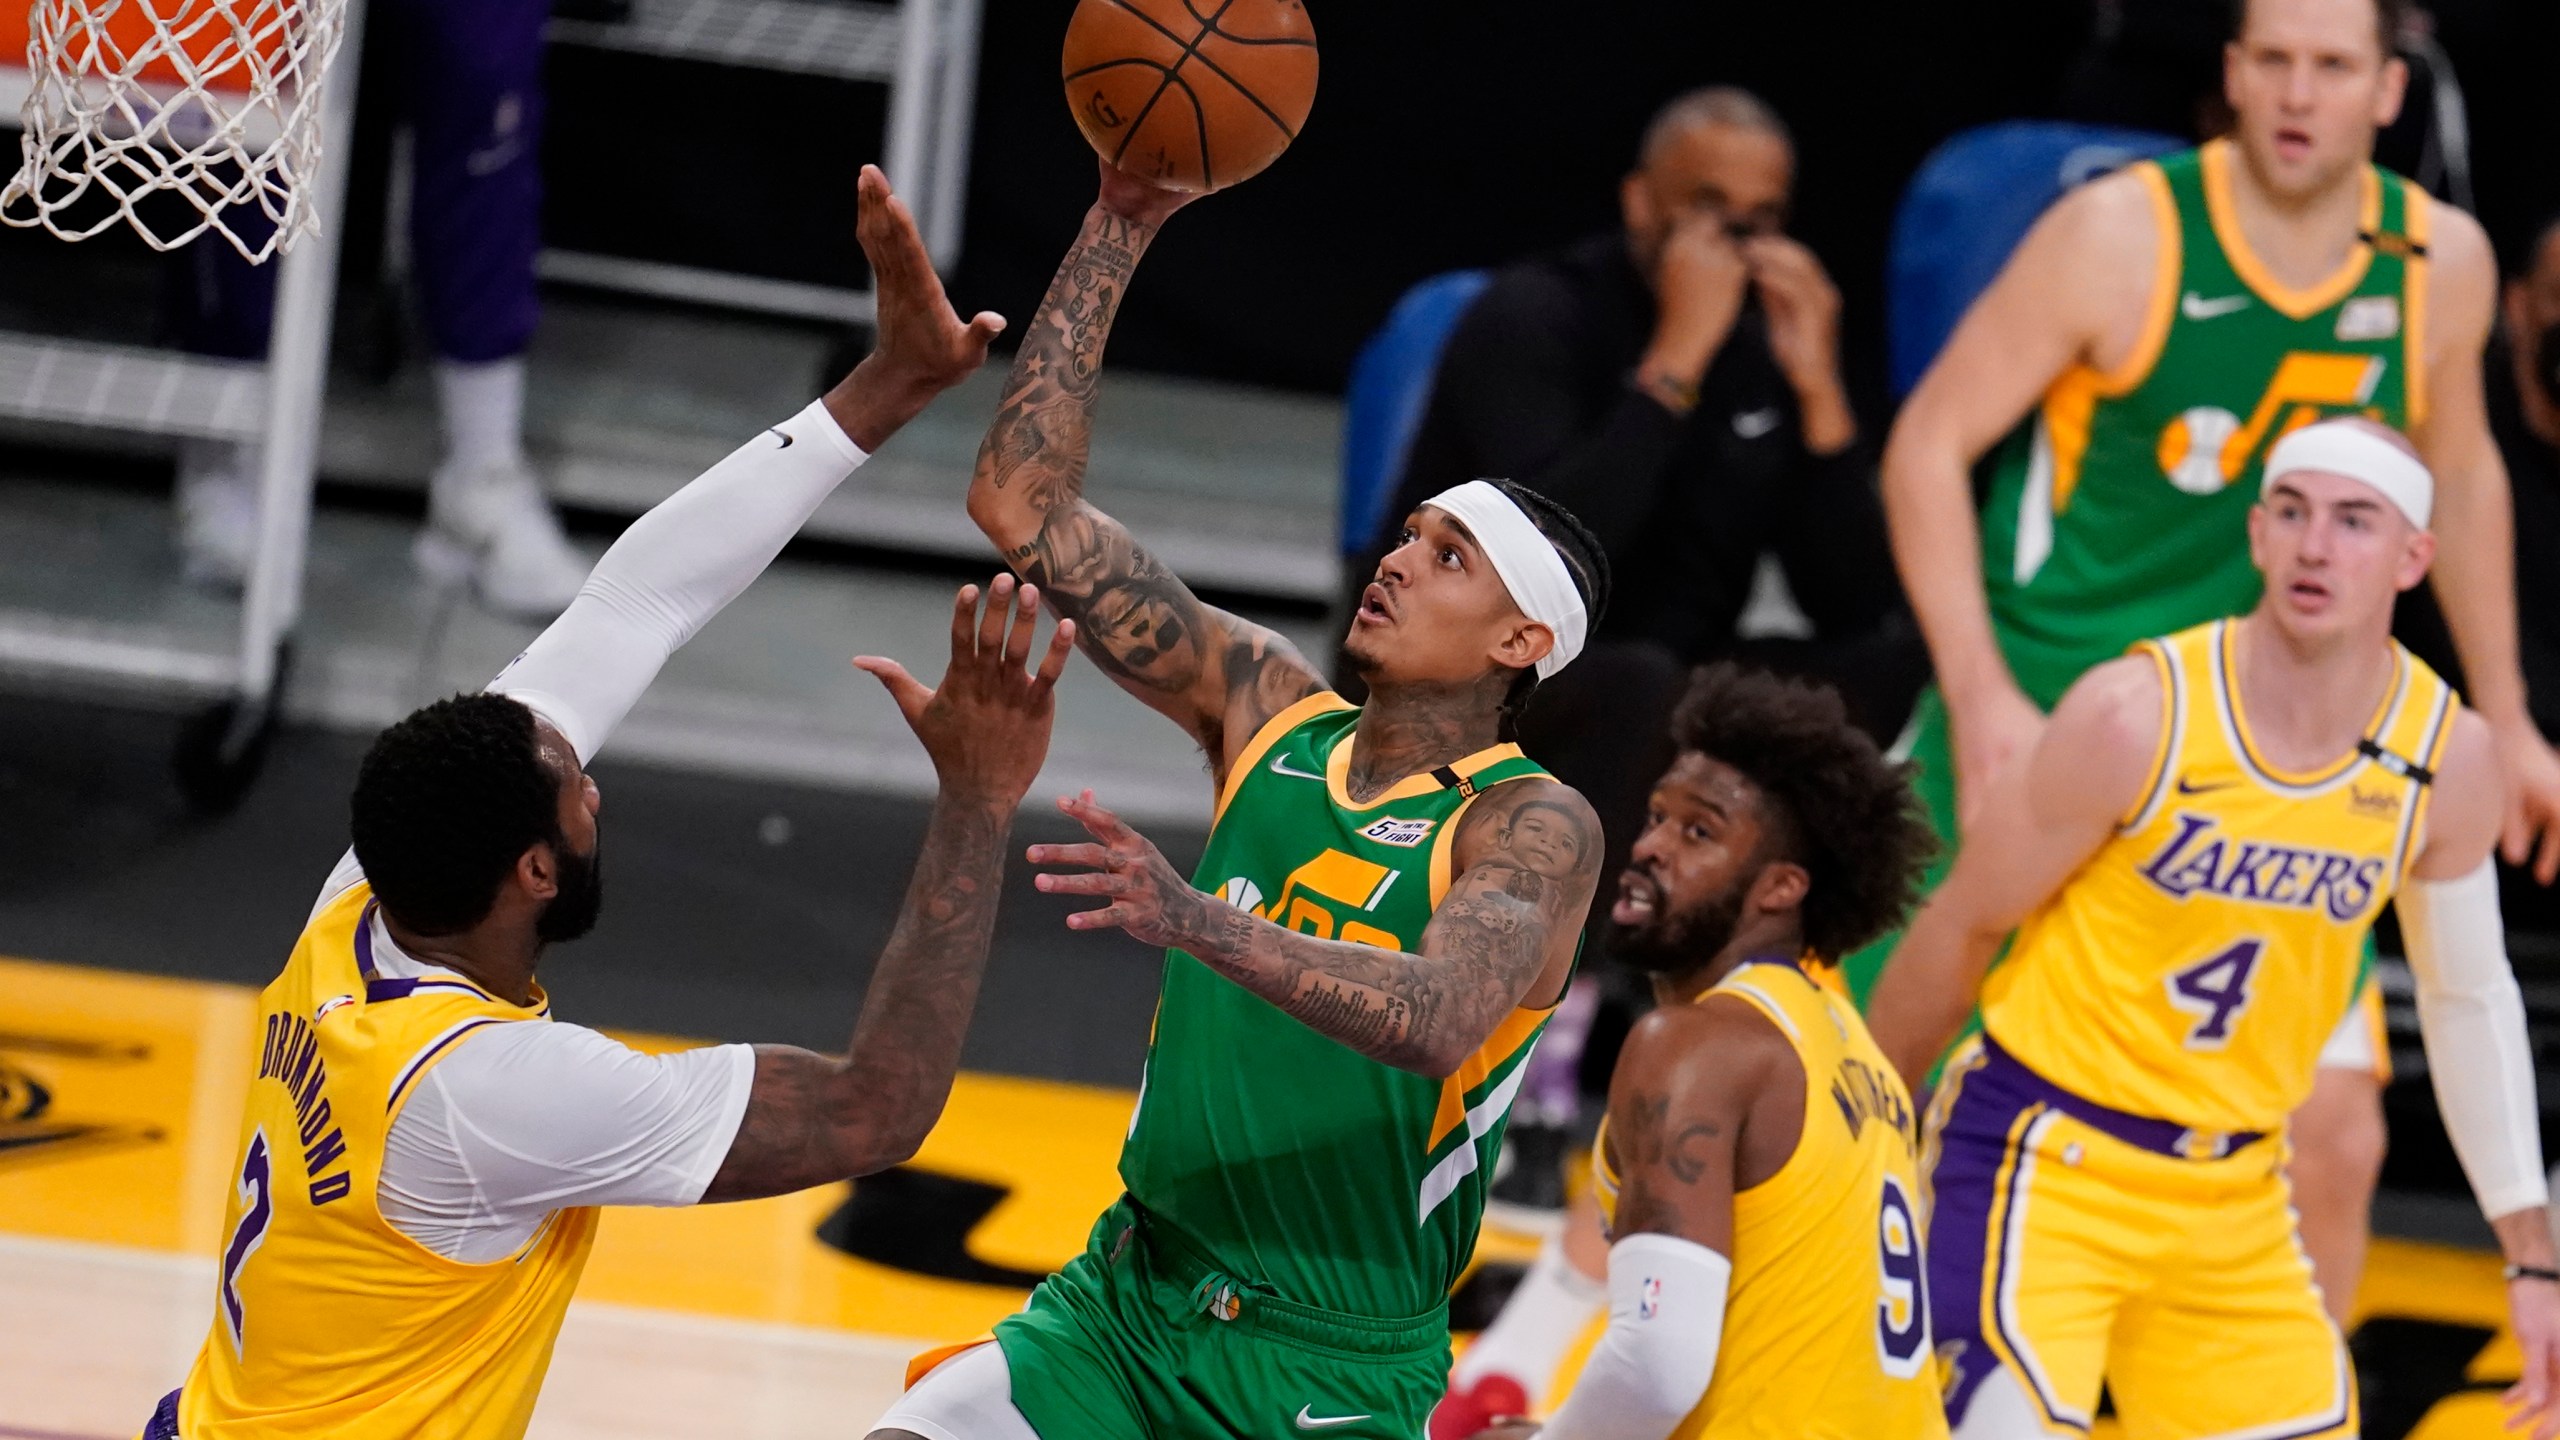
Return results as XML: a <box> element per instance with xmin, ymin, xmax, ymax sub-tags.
<box><xmin>1612</xmin><ymin>870</ymin><xmax>1658</xmax><ymax>926</ymax></box>
<box><xmin>2274</xmin><ymin>127</ymin><xmax>2313</xmax><ymax>160</ymax></box>
<box><xmin>2289</xmin><ymin>577</ymin><xmax>2331</xmax><ymax>605</ymax></box>
<box><xmin>1356</xmin><ymin>583</ymin><xmax>1394</xmax><ymax>626</ymax></box>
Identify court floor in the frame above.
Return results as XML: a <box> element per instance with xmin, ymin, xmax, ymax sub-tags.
<box><xmin>0</xmin><ymin>951</ymin><xmax>2531</xmax><ymax>1440</ymax></box>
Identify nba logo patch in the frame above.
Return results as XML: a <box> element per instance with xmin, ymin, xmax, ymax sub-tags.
<box><xmin>1638</xmin><ymin>1276</ymin><xmax>1662</xmax><ymax>1320</ymax></box>
<box><xmin>1358</xmin><ymin>816</ymin><xmax>1435</xmax><ymax>848</ymax></box>
<box><xmin>314</xmin><ymin>994</ymin><xmax>356</xmax><ymax>1023</ymax></box>
<box><xmin>2335</xmin><ymin>295</ymin><xmax>2400</xmax><ymax>342</ymax></box>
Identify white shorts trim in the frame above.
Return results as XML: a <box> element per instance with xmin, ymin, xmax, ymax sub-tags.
<box><xmin>872</xmin><ymin>1341</ymin><xmax>1041</xmax><ymax>1440</ymax></box>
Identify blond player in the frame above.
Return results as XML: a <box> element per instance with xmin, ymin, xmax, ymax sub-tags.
<box><xmin>1870</xmin><ymin>418</ymin><xmax>2560</xmax><ymax>1438</ymax></box>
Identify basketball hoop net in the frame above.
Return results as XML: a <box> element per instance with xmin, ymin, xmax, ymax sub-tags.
<box><xmin>2</xmin><ymin>0</ymin><xmax>350</xmax><ymax>262</ymax></box>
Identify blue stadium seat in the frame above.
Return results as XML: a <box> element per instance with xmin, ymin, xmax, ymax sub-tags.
<box><xmin>1887</xmin><ymin>121</ymin><xmax>2181</xmax><ymax>399</ymax></box>
<box><xmin>1338</xmin><ymin>269</ymin><xmax>1492</xmax><ymax>557</ymax></box>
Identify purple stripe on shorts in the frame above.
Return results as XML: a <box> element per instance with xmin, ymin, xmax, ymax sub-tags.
<box><xmin>1927</xmin><ymin>1053</ymin><xmax>2026</xmax><ymax>1428</ymax></box>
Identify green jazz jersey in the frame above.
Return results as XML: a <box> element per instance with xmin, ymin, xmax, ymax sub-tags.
<box><xmin>1116</xmin><ymin>694</ymin><xmax>1561</xmax><ymax>1320</ymax></box>
<box><xmin>1978</xmin><ymin>139</ymin><xmax>2431</xmax><ymax>708</ymax></box>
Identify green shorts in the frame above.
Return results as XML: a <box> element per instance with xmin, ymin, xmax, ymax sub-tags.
<box><xmin>994</xmin><ymin>1196</ymin><xmax>1449</xmax><ymax>1440</ymax></box>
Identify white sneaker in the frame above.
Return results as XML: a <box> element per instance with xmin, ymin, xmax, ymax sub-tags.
<box><xmin>176</xmin><ymin>439</ymin><xmax>259</xmax><ymax>590</ymax></box>
<box><xmin>414</xmin><ymin>458</ymin><xmax>591</xmax><ymax>621</ymax></box>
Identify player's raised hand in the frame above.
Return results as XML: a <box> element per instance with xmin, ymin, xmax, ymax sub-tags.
<box><xmin>825</xmin><ymin>164</ymin><xmax>1007</xmax><ymax>450</ymax></box>
<box><xmin>1095</xmin><ymin>155</ymin><xmax>1199</xmax><ymax>230</ymax></box>
<box><xmin>1030</xmin><ymin>790</ymin><xmax>1219</xmax><ymax>949</ymax></box>
<box><xmin>855</xmin><ymin>575</ymin><xmax>1075</xmax><ymax>809</ymax></box>
<box><xmin>2507</xmin><ymin>1270</ymin><xmax>2560</xmax><ymax>1439</ymax></box>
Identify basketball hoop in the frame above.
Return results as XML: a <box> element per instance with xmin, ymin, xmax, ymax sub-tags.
<box><xmin>2</xmin><ymin>0</ymin><xmax>351</xmax><ymax>262</ymax></box>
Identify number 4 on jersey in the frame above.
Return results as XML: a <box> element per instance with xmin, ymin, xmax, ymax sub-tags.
<box><xmin>2166</xmin><ymin>937</ymin><xmax>2265</xmax><ymax>1048</ymax></box>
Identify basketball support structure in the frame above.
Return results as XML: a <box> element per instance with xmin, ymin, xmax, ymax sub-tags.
<box><xmin>0</xmin><ymin>0</ymin><xmax>979</xmax><ymax>811</ymax></box>
<box><xmin>0</xmin><ymin>0</ymin><xmax>371</xmax><ymax>812</ymax></box>
<box><xmin>541</xmin><ymin>0</ymin><xmax>985</xmax><ymax>320</ymax></box>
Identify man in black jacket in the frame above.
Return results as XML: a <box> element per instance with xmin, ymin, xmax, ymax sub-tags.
<box><xmin>1347</xmin><ymin>86</ymin><xmax>1918</xmax><ymax>1236</ymax></box>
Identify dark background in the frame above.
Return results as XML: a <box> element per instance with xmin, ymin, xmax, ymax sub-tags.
<box><xmin>550</xmin><ymin>0</ymin><xmax>2560</xmax><ymax>401</ymax></box>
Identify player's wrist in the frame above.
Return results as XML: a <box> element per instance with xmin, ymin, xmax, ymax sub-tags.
<box><xmin>825</xmin><ymin>354</ymin><xmax>939</xmax><ymax>452</ymax></box>
<box><xmin>2491</xmin><ymin>1207</ymin><xmax>2558</xmax><ymax>1271</ymax></box>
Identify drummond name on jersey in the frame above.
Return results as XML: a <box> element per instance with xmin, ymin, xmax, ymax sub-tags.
<box><xmin>2137</xmin><ymin>812</ymin><xmax>2386</xmax><ymax>923</ymax></box>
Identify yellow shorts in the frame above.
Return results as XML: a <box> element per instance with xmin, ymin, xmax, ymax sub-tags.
<box><xmin>1925</xmin><ymin>1037</ymin><xmax>2355</xmax><ymax>1439</ymax></box>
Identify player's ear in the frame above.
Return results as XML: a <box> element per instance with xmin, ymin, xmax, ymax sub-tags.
<box><xmin>1750</xmin><ymin>859</ymin><xmax>1810</xmax><ymax>917</ymax></box>
<box><xmin>517</xmin><ymin>842</ymin><xmax>560</xmax><ymax>904</ymax></box>
<box><xmin>2373</xmin><ymin>53</ymin><xmax>2409</xmax><ymax>129</ymax></box>
<box><xmin>1494</xmin><ymin>620</ymin><xmax>1554</xmax><ymax>676</ymax></box>
<box><xmin>2395</xmin><ymin>528</ymin><xmax>2436</xmax><ymax>592</ymax></box>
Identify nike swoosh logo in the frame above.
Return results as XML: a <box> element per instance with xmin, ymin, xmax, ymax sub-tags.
<box><xmin>1731</xmin><ymin>406</ymin><xmax>1782</xmax><ymax>439</ymax></box>
<box><xmin>768</xmin><ymin>427</ymin><xmax>795</xmax><ymax>448</ymax></box>
<box><xmin>1269</xmin><ymin>753</ymin><xmax>1326</xmax><ymax>782</ymax></box>
<box><xmin>2175</xmin><ymin>775</ymin><xmax>2240</xmax><ymax>795</ymax></box>
<box><xmin>1295</xmin><ymin>1408</ymin><xmax>1370</xmax><ymax>1430</ymax></box>
<box><xmin>2180</xmin><ymin>292</ymin><xmax>2250</xmax><ymax>321</ymax></box>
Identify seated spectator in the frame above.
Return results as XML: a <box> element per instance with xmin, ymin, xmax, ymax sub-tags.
<box><xmin>1341</xmin><ymin>85</ymin><xmax>1919</xmax><ymax>1225</ymax></box>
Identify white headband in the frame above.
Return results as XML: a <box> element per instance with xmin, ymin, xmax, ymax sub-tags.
<box><xmin>1422</xmin><ymin>481</ymin><xmax>1588</xmax><ymax>680</ymax></box>
<box><xmin>2261</xmin><ymin>419</ymin><xmax>2434</xmax><ymax>529</ymax></box>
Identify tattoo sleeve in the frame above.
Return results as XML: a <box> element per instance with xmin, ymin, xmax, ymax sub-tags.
<box><xmin>702</xmin><ymin>797</ymin><xmax>1014</xmax><ymax>1202</ymax></box>
<box><xmin>1155</xmin><ymin>780</ymin><xmax>1602</xmax><ymax>1077</ymax></box>
<box><xmin>965</xmin><ymin>203</ymin><xmax>1322</xmax><ymax>766</ymax></box>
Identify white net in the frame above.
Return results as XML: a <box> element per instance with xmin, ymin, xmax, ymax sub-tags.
<box><xmin>2</xmin><ymin>0</ymin><xmax>350</xmax><ymax>262</ymax></box>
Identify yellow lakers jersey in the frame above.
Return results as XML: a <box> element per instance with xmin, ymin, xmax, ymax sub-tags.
<box><xmin>176</xmin><ymin>882</ymin><xmax>600</xmax><ymax>1440</ymax></box>
<box><xmin>1595</xmin><ymin>960</ymin><xmax>1947</xmax><ymax>1439</ymax></box>
<box><xmin>1984</xmin><ymin>619</ymin><xmax>2455</xmax><ymax>1134</ymax></box>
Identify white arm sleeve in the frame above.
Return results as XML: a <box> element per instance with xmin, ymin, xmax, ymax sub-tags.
<box><xmin>380</xmin><ymin>1022</ymin><xmax>756</xmax><ymax>1262</ymax></box>
<box><xmin>1536</xmin><ymin>1233</ymin><xmax>1731</xmax><ymax>1440</ymax></box>
<box><xmin>2401</xmin><ymin>859</ymin><xmax>2550</xmax><ymax>1221</ymax></box>
<box><xmin>311</xmin><ymin>400</ymin><xmax>869</xmax><ymax>915</ymax></box>
<box><xmin>490</xmin><ymin>399</ymin><xmax>869</xmax><ymax>763</ymax></box>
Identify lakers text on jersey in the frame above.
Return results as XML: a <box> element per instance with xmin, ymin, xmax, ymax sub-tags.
<box><xmin>1594</xmin><ymin>961</ymin><xmax>1947</xmax><ymax>1440</ymax></box>
<box><xmin>1928</xmin><ymin>620</ymin><xmax>2450</xmax><ymax>1439</ymax></box>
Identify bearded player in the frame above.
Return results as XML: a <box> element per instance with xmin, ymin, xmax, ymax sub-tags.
<box><xmin>1445</xmin><ymin>664</ymin><xmax>1942</xmax><ymax>1440</ymax></box>
<box><xmin>1869</xmin><ymin>418</ymin><xmax>2560</xmax><ymax>1438</ymax></box>
<box><xmin>1852</xmin><ymin>0</ymin><xmax>2560</xmax><ymax>1324</ymax></box>
<box><xmin>144</xmin><ymin>170</ymin><xmax>1083</xmax><ymax>1440</ymax></box>
<box><xmin>867</xmin><ymin>162</ymin><xmax>1609</xmax><ymax>1440</ymax></box>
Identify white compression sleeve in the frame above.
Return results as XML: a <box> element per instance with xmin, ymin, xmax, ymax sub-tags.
<box><xmin>2401</xmin><ymin>859</ymin><xmax>2550</xmax><ymax>1220</ymax></box>
<box><xmin>490</xmin><ymin>399</ymin><xmax>869</xmax><ymax>762</ymax></box>
<box><xmin>1536</xmin><ymin>1233</ymin><xmax>1730</xmax><ymax>1440</ymax></box>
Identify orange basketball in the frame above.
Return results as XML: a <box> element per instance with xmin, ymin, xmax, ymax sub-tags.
<box><xmin>1061</xmin><ymin>0</ymin><xmax>1318</xmax><ymax>194</ymax></box>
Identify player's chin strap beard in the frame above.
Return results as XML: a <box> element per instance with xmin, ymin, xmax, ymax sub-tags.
<box><xmin>1421</xmin><ymin>481</ymin><xmax>1587</xmax><ymax>679</ymax></box>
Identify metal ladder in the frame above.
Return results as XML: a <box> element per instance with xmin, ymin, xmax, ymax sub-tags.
<box><xmin>542</xmin><ymin>0</ymin><xmax>985</xmax><ymax>320</ymax></box>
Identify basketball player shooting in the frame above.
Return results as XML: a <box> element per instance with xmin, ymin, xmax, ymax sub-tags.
<box><xmin>869</xmin><ymin>158</ymin><xmax>1610</xmax><ymax>1440</ymax></box>
<box><xmin>142</xmin><ymin>169</ymin><xmax>1070</xmax><ymax>1440</ymax></box>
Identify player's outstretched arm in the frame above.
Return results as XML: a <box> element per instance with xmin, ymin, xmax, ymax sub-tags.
<box><xmin>1882</xmin><ymin>174</ymin><xmax>2159</xmax><ymax>833</ymax></box>
<box><xmin>2393</xmin><ymin>713</ymin><xmax>2560</xmax><ymax>1435</ymax></box>
<box><xmin>965</xmin><ymin>160</ymin><xmax>1326</xmax><ymax>778</ymax></box>
<box><xmin>1030</xmin><ymin>779</ymin><xmax>1601</xmax><ymax>1079</ymax></box>
<box><xmin>702</xmin><ymin>579</ymin><xmax>1074</xmax><ymax>1202</ymax></box>
<box><xmin>1866</xmin><ymin>656</ymin><xmax>2159</xmax><ymax>1087</ymax></box>
<box><xmin>1494</xmin><ymin>1004</ymin><xmax>1790</xmax><ymax>1440</ymax></box>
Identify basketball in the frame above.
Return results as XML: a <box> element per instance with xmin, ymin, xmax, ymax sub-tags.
<box><xmin>1060</xmin><ymin>0</ymin><xmax>1318</xmax><ymax>194</ymax></box>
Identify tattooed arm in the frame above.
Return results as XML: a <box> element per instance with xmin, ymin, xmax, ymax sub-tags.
<box><xmin>704</xmin><ymin>579</ymin><xmax>1074</xmax><ymax>1201</ymax></box>
<box><xmin>966</xmin><ymin>163</ymin><xmax>1326</xmax><ymax>778</ymax></box>
<box><xmin>1601</xmin><ymin>998</ymin><xmax>1804</xmax><ymax>1252</ymax></box>
<box><xmin>1030</xmin><ymin>779</ymin><xmax>1601</xmax><ymax>1078</ymax></box>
